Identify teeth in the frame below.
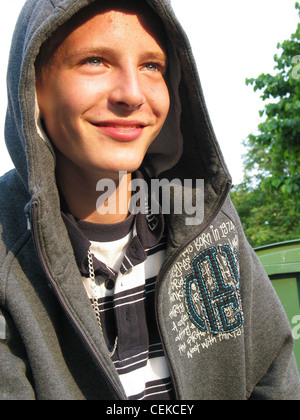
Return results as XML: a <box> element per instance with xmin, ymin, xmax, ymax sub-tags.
<box><xmin>114</xmin><ymin>125</ymin><xmax>138</xmax><ymax>129</ymax></box>
<box><xmin>94</xmin><ymin>123</ymin><xmax>143</xmax><ymax>129</ymax></box>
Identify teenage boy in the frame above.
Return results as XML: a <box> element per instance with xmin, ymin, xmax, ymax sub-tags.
<box><xmin>0</xmin><ymin>0</ymin><xmax>299</xmax><ymax>400</ymax></box>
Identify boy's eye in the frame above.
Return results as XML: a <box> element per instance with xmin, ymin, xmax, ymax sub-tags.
<box><xmin>145</xmin><ymin>63</ymin><xmax>159</xmax><ymax>71</ymax></box>
<box><xmin>143</xmin><ymin>61</ymin><xmax>167</xmax><ymax>75</ymax></box>
<box><xmin>86</xmin><ymin>57</ymin><xmax>103</xmax><ymax>66</ymax></box>
<box><xmin>144</xmin><ymin>62</ymin><xmax>166</xmax><ymax>73</ymax></box>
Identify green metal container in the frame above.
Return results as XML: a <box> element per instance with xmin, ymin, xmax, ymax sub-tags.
<box><xmin>255</xmin><ymin>239</ymin><xmax>300</xmax><ymax>373</ymax></box>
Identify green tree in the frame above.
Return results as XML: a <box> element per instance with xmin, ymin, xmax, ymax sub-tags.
<box><xmin>231</xmin><ymin>2</ymin><xmax>300</xmax><ymax>247</ymax></box>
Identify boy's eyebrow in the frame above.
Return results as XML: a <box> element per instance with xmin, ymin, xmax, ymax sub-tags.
<box><xmin>62</xmin><ymin>47</ymin><xmax>112</xmax><ymax>61</ymax></box>
<box><xmin>139</xmin><ymin>50</ymin><xmax>168</xmax><ymax>63</ymax></box>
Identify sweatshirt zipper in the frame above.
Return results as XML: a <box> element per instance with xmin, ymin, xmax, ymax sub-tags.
<box><xmin>30</xmin><ymin>201</ymin><xmax>124</xmax><ymax>400</ymax></box>
<box><xmin>155</xmin><ymin>181</ymin><xmax>232</xmax><ymax>399</ymax></box>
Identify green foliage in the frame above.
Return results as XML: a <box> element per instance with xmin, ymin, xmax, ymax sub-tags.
<box><xmin>231</xmin><ymin>179</ymin><xmax>300</xmax><ymax>247</ymax></box>
<box><xmin>231</xmin><ymin>3</ymin><xmax>300</xmax><ymax>247</ymax></box>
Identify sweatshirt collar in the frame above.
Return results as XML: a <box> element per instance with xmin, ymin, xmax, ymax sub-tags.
<box><xmin>61</xmin><ymin>171</ymin><xmax>165</xmax><ymax>279</ymax></box>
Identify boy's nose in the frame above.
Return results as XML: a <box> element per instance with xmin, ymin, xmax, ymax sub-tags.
<box><xmin>108</xmin><ymin>67</ymin><xmax>146</xmax><ymax>112</ymax></box>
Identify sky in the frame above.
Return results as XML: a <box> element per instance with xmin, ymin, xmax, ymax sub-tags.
<box><xmin>0</xmin><ymin>0</ymin><xmax>299</xmax><ymax>184</ymax></box>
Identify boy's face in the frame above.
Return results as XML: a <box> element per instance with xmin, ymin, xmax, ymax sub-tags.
<box><xmin>36</xmin><ymin>7</ymin><xmax>170</xmax><ymax>180</ymax></box>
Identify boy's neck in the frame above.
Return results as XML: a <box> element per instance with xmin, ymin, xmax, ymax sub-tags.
<box><xmin>56</xmin><ymin>160</ymin><xmax>132</xmax><ymax>225</ymax></box>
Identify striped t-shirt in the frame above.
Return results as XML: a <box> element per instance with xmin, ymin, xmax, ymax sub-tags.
<box><xmin>61</xmin><ymin>184</ymin><xmax>175</xmax><ymax>400</ymax></box>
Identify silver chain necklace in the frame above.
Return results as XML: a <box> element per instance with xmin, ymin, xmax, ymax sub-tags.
<box><xmin>87</xmin><ymin>250</ymin><xmax>118</xmax><ymax>358</ymax></box>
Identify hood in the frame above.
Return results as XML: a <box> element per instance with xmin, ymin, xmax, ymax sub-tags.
<box><xmin>5</xmin><ymin>0</ymin><xmax>231</xmax><ymax>225</ymax></box>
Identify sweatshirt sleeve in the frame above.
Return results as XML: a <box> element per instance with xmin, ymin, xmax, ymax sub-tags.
<box><xmin>227</xmin><ymin>201</ymin><xmax>300</xmax><ymax>400</ymax></box>
<box><xmin>249</xmin><ymin>334</ymin><xmax>300</xmax><ymax>400</ymax></box>
<box><xmin>0</xmin><ymin>307</ymin><xmax>36</xmax><ymax>400</ymax></box>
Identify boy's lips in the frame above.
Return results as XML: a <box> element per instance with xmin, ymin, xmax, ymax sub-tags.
<box><xmin>91</xmin><ymin>120</ymin><xmax>147</xmax><ymax>142</ymax></box>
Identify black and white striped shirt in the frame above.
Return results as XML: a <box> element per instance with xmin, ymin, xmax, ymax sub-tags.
<box><xmin>62</xmin><ymin>178</ymin><xmax>175</xmax><ymax>400</ymax></box>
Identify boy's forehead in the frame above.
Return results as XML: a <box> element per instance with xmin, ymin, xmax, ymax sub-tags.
<box><xmin>53</xmin><ymin>1</ymin><xmax>166</xmax><ymax>53</ymax></box>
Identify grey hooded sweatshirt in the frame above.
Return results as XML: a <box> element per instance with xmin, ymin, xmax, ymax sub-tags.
<box><xmin>0</xmin><ymin>0</ymin><xmax>299</xmax><ymax>400</ymax></box>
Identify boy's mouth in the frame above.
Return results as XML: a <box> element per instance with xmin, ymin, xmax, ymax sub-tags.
<box><xmin>100</xmin><ymin>124</ymin><xmax>144</xmax><ymax>130</ymax></box>
<box><xmin>91</xmin><ymin>120</ymin><xmax>146</xmax><ymax>142</ymax></box>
